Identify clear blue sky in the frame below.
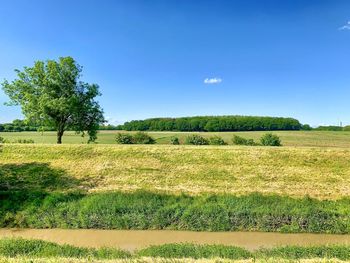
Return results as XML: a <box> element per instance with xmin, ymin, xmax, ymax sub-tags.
<box><xmin>0</xmin><ymin>0</ymin><xmax>349</xmax><ymax>126</ymax></box>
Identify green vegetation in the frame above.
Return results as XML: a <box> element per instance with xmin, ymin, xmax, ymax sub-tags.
<box><xmin>115</xmin><ymin>132</ymin><xmax>155</xmax><ymax>144</ymax></box>
<box><xmin>0</xmin><ymin>238</ymin><xmax>130</xmax><ymax>259</ymax></box>
<box><xmin>115</xmin><ymin>133</ymin><xmax>134</xmax><ymax>144</ymax></box>
<box><xmin>260</xmin><ymin>133</ymin><xmax>281</xmax><ymax>146</ymax></box>
<box><xmin>1</xmin><ymin>239</ymin><xmax>350</xmax><ymax>261</ymax></box>
<box><xmin>1</xmin><ymin>144</ymin><xmax>349</xmax><ymax>199</ymax></box>
<box><xmin>2</xmin><ymin>130</ymin><xmax>350</xmax><ymax>147</ymax></box>
<box><xmin>170</xmin><ymin>136</ymin><xmax>180</xmax><ymax>145</ymax></box>
<box><xmin>232</xmin><ymin>135</ymin><xmax>257</xmax><ymax>146</ymax></box>
<box><xmin>139</xmin><ymin>243</ymin><xmax>350</xmax><ymax>260</ymax></box>
<box><xmin>2</xmin><ymin>191</ymin><xmax>350</xmax><ymax>233</ymax></box>
<box><xmin>137</xmin><ymin>243</ymin><xmax>251</xmax><ymax>259</ymax></box>
<box><xmin>314</xmin><ymin>126</ymin><xmax>343</xmax><ymax>131</ymax></box>
<box><xmin>1</xmin><ymin>57</ymin><xmax>104</xmax><ymax>144</ymax></box>
<box><xmin>208</xmin><ymin>136</ymin><xmax>227</xmax><ymax>145</ymax></box>
<box><xmin>132</xmin><ymin>132</ymin><xmax>156</xmax><ymax>144</ymax></box>
<box><xmin>120</xmin><ymin>116</ymin><xmax>302</xmax><ymax>132</ymax></box>
<box><xmin>0</xmin><ymin>119</ymin><xmax>44</xmax><ymax>132</ymax></box>
<box><xmin>185</xmin><ymin>134</ymin><xmax>209</xmax><ymax>145</ymax></box>
<box><xmin>257</xmin><ymin>245</ymin><xmax>350</xmax><ymax>260</ymax></box>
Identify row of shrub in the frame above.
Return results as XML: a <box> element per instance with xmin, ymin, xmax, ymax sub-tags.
<box><xmin>119</xmin><ymin>116</ymin><xmax>302</xmax><ymax>132</ymax></box>
<box><xmin>2</xmin><ymin>239</ymin><xmax>350</xmax><ymax>260</ymax></box>
<box><xmin>115</xmin><ymin>133</ymin><xmax>281</xmax><ymax>146</ymax></box>
<box><xmin>233</xmin><ymin>134</ymin><xmax>281</xmax><ymax>146</ymax></box>
<box><xmin>2</xmin><ymin>191</ymin><xmax>350</xmax><ymax>233</ymax></box>
<box><xmin>0</xmin><ymin>137</ymin><xmax>34</xmax><ymax>144</ymax></box>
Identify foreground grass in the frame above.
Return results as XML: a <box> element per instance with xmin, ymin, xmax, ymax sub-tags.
<box><xmin>1</xmin><ymin>144</ymin><xmax>350</xmax><ymax>199</ymax></box>
<box><xmin>2</xmin><ymin>130</ymin><xmax>350</xmax><ymax>148</ymax></box>
<box><xmin>2</xmin><ymin>191</ymin><xmax>350</xmax><ymax>233</ymax></box>
<box><xmin>1</xmin><ymin>239</ymin><xmax>350</xmax><ymax>262</ymax></box>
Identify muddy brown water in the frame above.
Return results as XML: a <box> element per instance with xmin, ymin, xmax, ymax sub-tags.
<box><xmin>1</xmin><ymin>229</ymin><xmax>350</xmax><ymax>252</ymax></box>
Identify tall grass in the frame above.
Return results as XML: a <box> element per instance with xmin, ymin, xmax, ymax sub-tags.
<box><xmin>2</xmin><ymin>191</ymin><xmax>350</xmax><ymax>233</ymax></box>
<box><xmin>0</xmin><ymin>238</ymin><xmax>130</xmax><ymax>259</ymax></box>
<box><xmin>137</xmin><ymin>243</ymin><xmax>252</xmax><ymax>259</ymax></box>
<box><xmin>2</xmin><ymin>239</ymin><xmax>350</xmax><ymax>261</ymax></box>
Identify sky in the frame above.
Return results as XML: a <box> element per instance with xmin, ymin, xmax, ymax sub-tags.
<box><xmin>0</xmin><ymin>0</ymin><xmax>349</xmax><ymax>126</ymax></box>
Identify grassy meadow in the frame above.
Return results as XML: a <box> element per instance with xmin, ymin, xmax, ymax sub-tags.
<box><xmin>1</xmin><ymin>144</ymin><xmax>350</xmax><ymax>199</ymax></box>
<box><xmin>2</xmin><ymin>130</ymin><xmax>350</xmax><ymax>147</ymax></box>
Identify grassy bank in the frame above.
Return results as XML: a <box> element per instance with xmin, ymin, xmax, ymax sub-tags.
<box><xmin>1</xmin><ymin>239</ymin><xmax>350</xmax><ymax>261</ymax></box>
<box><xmin>1</xmin><ymin>144</ymin><xmax>350</xmax><ymax>199</ymax></box>
<box><xmin>1</xmin><ymin>191</ymin><xmax>350</xmax><ymax>233</ymax></box>
<box><xmin>2</xmin><ymin>130</ymin><xmax>350</xmax><ymax>147</ymax></box>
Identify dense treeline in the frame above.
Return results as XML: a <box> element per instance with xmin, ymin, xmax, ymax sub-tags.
<box><xmin>119</xmin><ymin>116</ymin><xmax>302</xmax><ymax>132</ymax></box>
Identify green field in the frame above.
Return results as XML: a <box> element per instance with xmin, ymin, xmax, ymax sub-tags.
<box><xmin>2</xmin><ymin>130</ymin><xmax>350</xmax><ymax>147</ymax></box>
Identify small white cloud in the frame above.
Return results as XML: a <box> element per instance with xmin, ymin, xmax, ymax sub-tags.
<box><xmin>204</xmin><ymin>77</ymin><xmax>222</xmax><ymax>84</ymax></box>
<box><xmin>339</xmin><ymin>21</ymin><xmax>350</xmax><ymax>30</ymax></box>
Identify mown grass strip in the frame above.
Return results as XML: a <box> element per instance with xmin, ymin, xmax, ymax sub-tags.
<box><xmin>1</xmin><ymin>191</ymin><xmax>350</xmax><ymax>233</ymax></box>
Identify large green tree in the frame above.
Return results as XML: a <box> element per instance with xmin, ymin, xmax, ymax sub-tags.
<box><xmin>1</xmin><ymin>57</ymin><xmax>105</xmax><ymax>144</ymax></box>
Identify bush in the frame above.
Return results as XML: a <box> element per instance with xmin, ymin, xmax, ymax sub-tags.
<box><xmin>232</xmin><ymin>135</ymin><xmax>257</xmax><ymax>146</ymax></box>
<box><xmin>115</xmin><ymin>133</ymin><xmax>133</xmax><ymax>144</ymax></box>
<box><xmin>260</xmin><ymin>133</ymin><xmax>281</xmax><ymax>146</ymax></box>
<box><xmin>170</xmin><ymin>136</ymin><xmax>180</xmax><ymax>145</ymax></box>
<box><xmin>209</xmin><ymin>136</ymin><xmax>227</xmax><ymax>145</ymax></box>
<box><xmin>185</xmin><ymin>135</ymin><xmax>209</xmax><ymax>145</ymax></box>
<box><xmin>301</xmin><ymin>124</ymin><xmax>312</xmax><ymax>130</ymax></box>
<box><xmin>132</xmin><ymin>132</ymin><xmax>155</xmax><ymax>144</ymax></box>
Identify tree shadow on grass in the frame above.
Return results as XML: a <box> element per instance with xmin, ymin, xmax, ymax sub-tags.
<box><xmin>0</xmin><ymin>162</ymin><xmax>81</xmax><ymax>192</ymax></box>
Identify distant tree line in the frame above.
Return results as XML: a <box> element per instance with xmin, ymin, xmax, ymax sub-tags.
<box><xmin>3</xmin><ymin>117</ymin><xmax>350</xmax><ymax>132</ymax></box>
<box><xmin>118</xmin><ymin>116</ymin><xmax>303</xmax><ymax>132</ymax></box>
<box><xmin>0</xmin><ymin>119</ymin><xmax>121</xmax><ymax>132</ymax></box>
<box><xmin>0</xmin><ymin>119</ymin><xmax>55</xmax><ymax>132</ymax></box>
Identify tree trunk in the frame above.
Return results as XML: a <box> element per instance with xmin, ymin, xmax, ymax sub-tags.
<box><xmin>57</xmin><ymin>129</ymin><xmax>64</xmax><ymax>144</ymax></box>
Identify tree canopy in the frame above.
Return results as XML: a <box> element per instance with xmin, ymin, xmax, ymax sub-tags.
<box><xmin>1</xmin><ymin>57</ymin><xmax>104</xmax><ymax>143</ymax></box>
<box><xmin>119</xmin><ymin>116</ymin><xmax>302</xmax><ymax>132</ymax></box>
